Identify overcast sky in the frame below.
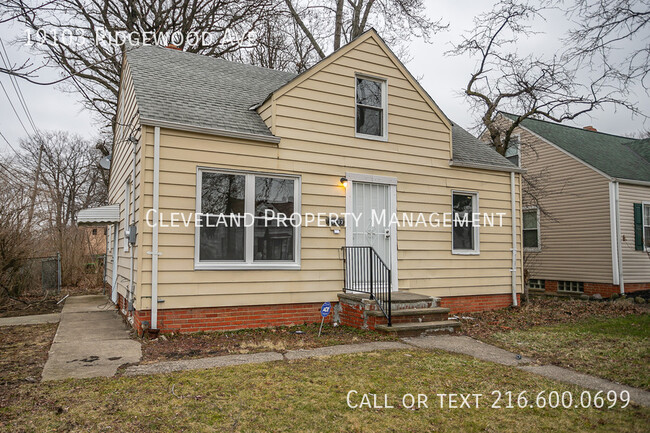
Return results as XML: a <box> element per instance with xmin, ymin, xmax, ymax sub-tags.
<box><xmin>1</xmin><ymin>1</ymin><xmax>648</xmax><ymax>156</ymax></box>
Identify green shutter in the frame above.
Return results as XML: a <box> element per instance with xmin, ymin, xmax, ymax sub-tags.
<box><xmin>634</xmin><ymin>203</ymin><xmax>644</xmax><ymax>251</ymax></box>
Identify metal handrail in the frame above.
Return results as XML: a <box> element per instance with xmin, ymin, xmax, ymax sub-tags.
<box><xmin>341</xmin><ymin>246</ymin><xmax>392</xmax><ymax>326</ymax></box>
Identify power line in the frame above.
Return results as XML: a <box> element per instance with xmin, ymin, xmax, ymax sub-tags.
<box><xmin>0</xmin><ymin>80</ymin><xmax>31</xmax><ymax>137</ymax></box>
<box><xmin>0</xmin><ymin>38</ymin><xmax>38</xmax><ymax>134</ymax></box>
<box><xmin>0</xmin><ymin>128</ymin><xmax>21</xmax><ymax>156</ymax></box>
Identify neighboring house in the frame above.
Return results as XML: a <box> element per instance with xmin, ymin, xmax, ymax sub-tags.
<box><xmin>78</xmin><ymin>30</ymin><xmax>523</xmax><ymax>334</ymax></box>
<box><xmin>496</xmin><ymin>114</ymin><xmax>650</xmax><ymax>297</ymax></box>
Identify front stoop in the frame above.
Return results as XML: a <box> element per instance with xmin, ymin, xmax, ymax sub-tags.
<box><xmin>337</xmin><ymin>292</ymin><xmax>460</xmax><ymax>336</ymax></box>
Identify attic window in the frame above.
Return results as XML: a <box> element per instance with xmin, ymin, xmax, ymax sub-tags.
<box><xmin>505</xmin><ymin>134</ymin><xmax>521</xmax><ymax>167</ymax></box>
<box><xmin>356</xmin><ymin>76</ymin><xmax>387</xmax><ymax>140</ymax></box>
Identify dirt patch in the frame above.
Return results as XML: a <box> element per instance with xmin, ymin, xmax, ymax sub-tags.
<box><xmin>139</xmin><ymin>323</ymin><xmax>397</xmax><ymax>363</ymax></box>
<box><xmin>0</xmin><ymin>323</ymin><xmax>57</xmax><ymax>387</ymax></box>
<box><xmin>629</xmin><ymin>289</ymin><xmax>650</xmax><ymax>301</ymax></box>
<box><xmin>459</xmin><ymin>297</ymin><xmax>648</xmax><ymax>341</ymax></box>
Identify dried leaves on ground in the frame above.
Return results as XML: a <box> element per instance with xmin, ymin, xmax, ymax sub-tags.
<box><xmin>459</xmin><ymin>297</ymin><xmax>648</xmax><ymax>340</ymax></box>
<box><xmin>460</xmin><ymin>298</ymin><xmax>649</xmax><ymax>390</ymax></box>
<box><xmin>140</xmin><ymin>323</ymin><xmax>398</xmax><ymax>363</ymax></box>
<box><xmin>0</xmin><ymin>285</ymin><xmax>103</xmax><ymax>318</ymax></box>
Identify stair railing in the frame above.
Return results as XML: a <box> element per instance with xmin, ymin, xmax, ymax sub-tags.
<box><xmin>341</xmin><ymin>246</ymin><xmax>392</xmax><ymax>326</ymax></box>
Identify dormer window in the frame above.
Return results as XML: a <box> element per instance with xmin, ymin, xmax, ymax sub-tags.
<box><xmin>356</xmin><ymin>75</ymin><xmax>387</xmax><ymax>140</ymax></box>
<box><xmin>505</xmin><ymin>134</ymin><xmax>521</xmax><ymax>167</ymax></box>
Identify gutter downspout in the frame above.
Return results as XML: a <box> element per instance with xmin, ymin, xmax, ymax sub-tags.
<box><xmin>128</xmin><ymin>138</ymin><xmax>137</xmax><ymax>310</ymax></box>
<box><xmin>510</xmin><ymin>171</ymin><xmax>518</xmax><ymax>307</ymax></box>
<box><xmin>150</xmin><ymin>126</ymin><xmax>161</xmax><ymax>330</ymax></box>
<box><xmin>111</xmin><ymin>223</ymin><xmax>119</xmax><ymax>303</ymax></box>
<box><xmin>614</xmin><ymin>181</ymin><xmax>625</xmax><ymax>294</ymax></box>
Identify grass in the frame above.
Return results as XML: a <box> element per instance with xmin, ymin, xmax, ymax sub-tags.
<box><xmin>141</xmin><ymin>323</ymin><xmax>398</xmax><ymax>363</ymax></box>
<box><xmin>0</xmin><ymin>323</ymin><xmax>58</xmax><ymax>384</ymax></box>
<box><xmin>2</xmin><ymin>350</ymin><xmax>649</xmax><ymax>432</ymax></box>
<box><xmin>486</xmin><ymin>314</ymin><xmax>650</xmax><ymax>390</ymax></box>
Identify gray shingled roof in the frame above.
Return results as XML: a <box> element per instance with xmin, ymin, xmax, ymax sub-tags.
<box><xmin>126</xmin><ymin>45</ymin><xmax>296</xmax><ymax>137</ymax></box>
<box><xmin>451</xmin><ymin>122</ymin><xmax>520</xmax><ymax>171</ymax></box>
<box><xmin>125</xmin><ymin>45</ymin><xmax>519</xmax><ymax>172</ymax></box>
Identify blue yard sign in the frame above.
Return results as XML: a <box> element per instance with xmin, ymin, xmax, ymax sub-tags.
<box><xmin>318</xmin><ymin>302</ymin><xmax>331</xmax><ymax>337</ymax></box>
<box><xmin>320</xmin><ymin>302</ymin><xmax>332</xmax><ymax>317</ymax></box>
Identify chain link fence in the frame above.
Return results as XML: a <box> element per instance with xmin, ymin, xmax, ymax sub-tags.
<box><xmin>21</xmin><ymin>253</ymin><xmax>61</xmax><ymax>295</ymax></box>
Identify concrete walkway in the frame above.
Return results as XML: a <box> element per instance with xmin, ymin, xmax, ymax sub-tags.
<box><xmin>124</xmin><ymin>341</ymin><xmax>408</xmax><ymax>376</ymax></box>
<box><xmin>124</xmin><ymin>334</ymin><xmax>649</xmax><ymax>408</ymax></box>
<box><xmin>405</xmin><ymin>335</ymin><xmax>650</xmax><ymax>408</ymax></box>
<box><xmin>0</xmin><ymin>312</ymin><xmax>60</xmax><ymax>327</ymax></box>
<box><xmin>41</xmin><ymin>295</ymin><xmax>141</xmax><ymax>381</ymax></box>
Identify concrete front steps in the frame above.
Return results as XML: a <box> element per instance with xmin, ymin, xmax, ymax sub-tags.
<box><xmin>337</xmin><ymin>292</ymin><xmax>460</xmax><ymax>337</ymax></box>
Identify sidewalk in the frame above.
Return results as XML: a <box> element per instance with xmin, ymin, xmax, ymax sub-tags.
<box><xmin>0</xmin><ymin>313</ymin><xmax>61</xmax><ymax>327</ymax></box>
<box><xmin>123</xmin><ymin>334</ymin><xmax>650</xmax><ymax>408</ymax></box>
<box><xmin>41</xmin><ymin>295</ymin><xmax>141</xmax><ymax>381</ymax></box>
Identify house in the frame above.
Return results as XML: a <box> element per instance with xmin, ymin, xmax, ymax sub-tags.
<box><xmin>496</xmin><ymin>114</ymin><xmax>650</xmax><ymax>297</ymax></box>
<box><xmin>78</xmin><ymin>30</ymin><xmax>524</xmax><ymax>334</ymax></box>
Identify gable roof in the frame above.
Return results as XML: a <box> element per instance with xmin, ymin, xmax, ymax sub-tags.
<box><xmin>503</xmin><ymin>114</ymin><xmax>650</xmax><ymax>183</ymax></box>
<box><xmin>267</xmin><ymin>28</ymin><xmax>451</xmax><ymax>130</ymax></box>
<box><xmin>126</xmin><ymin>45</ymin><xmax>296</xmax><ymax>140</ymax></box>
<box><xmin>450</xmin><ymin>122</ymin><xmax>522</xmax><ymax>172</ymax></box>
<box><xmin>124</xmin><ymin>36</ymin><xmax>516</xmax><ymax>173</ymax></box>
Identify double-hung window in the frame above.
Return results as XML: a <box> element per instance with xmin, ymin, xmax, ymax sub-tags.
<box><xmin>523</xmin><ymin>207</ymin><xmax>541</xmax><ymax>251</ymax></box>
<box><xmin>356</xmin><ymin>75</ymin><xmax>387</xmax><ymax>140</ymax></box>
<box><xmin>196</xmin><ymin>169</ymin><xmax>300</xmax><ymax>269</ymax></box>
<box><xmin>451</xmin><ymin>191</ymin><xmax>479</xmax><ymax>254</ymax></box>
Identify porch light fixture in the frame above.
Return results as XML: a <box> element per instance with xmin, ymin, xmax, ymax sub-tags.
<box><xmin>340</xmin><ymin>177</ymin><xmax>348</xmax><ymax>188</ymax></box>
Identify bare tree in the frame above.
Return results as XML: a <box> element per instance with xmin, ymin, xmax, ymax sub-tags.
<box><xmin>229</xmin><ymin>9</ymin><xmax>318</xmax><ymax>72</ymax></box>
<box><xmin>566</xmin><ymin>0</ymin><xmax>650</xmax><ymax>90</ymax></box>
<box><xmin>283</xmin><ymin>0</ymin><xmax>446</xmax><ymax>62</ymax></box>
<box><xmin>449</xmin><ymin>0</ymin><xmax>639</xmax><ymax>158</ymax></box>
<box><xmin>3</xmin><ymin>0</ymin><xmax>274</xmax><ymax>125</ymax></box>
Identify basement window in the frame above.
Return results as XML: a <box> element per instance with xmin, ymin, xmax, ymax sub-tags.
<box><xmin>558</xmin><ymin>281</ymin><xmax>583</xmax><ymax>293</ymax></box>
<box><xmin>527</xmin><ymin>279</ymin><xmax>545</xmax><ymax>290</ymax></box>
<box><xmin>355</xmin><ymin>75</ymin><xmax>387</xmax><ymax>140</ymax></box>
<box><xmin>195</xmin><ymin>168</ymin><xmax>301</xmax><ymax>270</ymax></box>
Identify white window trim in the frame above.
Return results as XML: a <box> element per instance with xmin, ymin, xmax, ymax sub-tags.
<box><xmin>523</xmin><ymin>206</ymin><xmax>541</xmax><ymax>252</ymax></box>
<box><xmin>354</xmin><ymin>74</ymin><xmax>388</xmax><ymax>142</ymax></box>
<box><xmin>641</xmin><ymin>201</ymin><xmax>650</xmax><ymax>253</ymax></box>
<box><xmin>194</xmin><ymin>167</ymin><xmax>301</xmax><ymax>270</ymax></box>
<box><xmin>451</xmin><ymin>190</ymin><xmax>480</xmax><ymax>255</ymax></box>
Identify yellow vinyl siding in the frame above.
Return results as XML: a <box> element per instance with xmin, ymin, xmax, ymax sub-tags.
<box><xmin>106</xmin><ymin>59</ymin><xmax>144</xmax><ymax>302</ymax></box>
<box><xmin>513</xmin><ymin>124</ymin><xmax>614</xmax><ymax>283</ymax></box>
<box><xmin>618</xmin><ymin>183</ymin><xmax>650</xmax><ymax>283</ymax></box>
<box><xmin>132</xmin><ymin>33</ymin><xmax>522</xmax><ymax>311</ymax></box>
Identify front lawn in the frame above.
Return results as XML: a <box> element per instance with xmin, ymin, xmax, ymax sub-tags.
<box><xmin>140</xmin><ymin>323</ymin><xmax>398</xmax><ymax>363</ymax></box>
<box><xmin>487</xmin><ymin>314</ymin><xmax>650</xmax><ymax>390</ymax></box>
<box><xmin>1</xmin><ymin>349</ymin><xmax>648</xmax><ymax>432</ymax></box>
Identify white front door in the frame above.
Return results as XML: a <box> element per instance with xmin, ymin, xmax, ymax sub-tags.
<box><xmin>346</xmin><ymin>175</ymin><xmax>398</xmax><ymax>291</ymax></box>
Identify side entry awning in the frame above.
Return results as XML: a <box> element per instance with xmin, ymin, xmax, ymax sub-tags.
<box><xmin>76</xmin><ymin>204</ymin><xmax>120</xmax><ymax>226</ymax></box>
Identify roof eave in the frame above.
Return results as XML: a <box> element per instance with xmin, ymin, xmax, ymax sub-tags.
<box><xmin>612</xmin><ymin>177</ymin><xmax>650</xmax><ymax>187</ymax></box>
<box><xmin>139</xmin><ymin>117</ymin><xmax>281</xmax><ymax>144</ymax></box>
<box><xmin>449</xmin><ymin>159</ymin><xmax>526</xmax><ymax>174</ymax></box>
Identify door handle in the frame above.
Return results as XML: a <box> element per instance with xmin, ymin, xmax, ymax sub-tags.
<box><xmin>384</xmin><ymin>228</ymin><xmax>390</xmax><ymax>238</ymax></box>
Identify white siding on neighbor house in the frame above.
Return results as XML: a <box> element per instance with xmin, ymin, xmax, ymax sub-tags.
<box><xmin>132</xmin><ymin>33</ymin><xmax>523</xmax><ymax>312</ymax></box>
<box><xmin>499</xmin><ymin>120</ymin><xmax>615</xmax><ymax>283</ymax></box>
<box><xmin>105</xmin><ymin>59</ymin><xmax>144</xmax><ymax>302</ymax></box>
<box><xmin>618</xmin><ymin>182</ymin><xmax>650</xmax><ymax>283</ymax></box>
